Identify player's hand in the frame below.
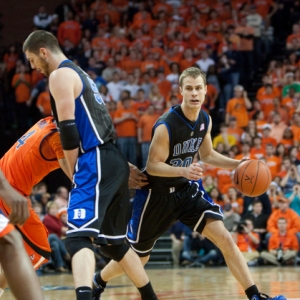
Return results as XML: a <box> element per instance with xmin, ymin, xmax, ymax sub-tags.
<box><xmin>184</xmin><ymin>163</ymin><xmax>203</xmax><ymax>180</ymax></box>
<box><xmin>237</xmin><ymin>157</ymin><xmax>250</xmax><ymax>168</ymax></box>
<box><xmin>1</xmin><ymin>187</ymin><xmax>29</xmax><ymax>225</ymax></box>
<box><xmin>128</xmin><ymin>165</ymin><xmax>148</xmax><ymax>189</ymax></box>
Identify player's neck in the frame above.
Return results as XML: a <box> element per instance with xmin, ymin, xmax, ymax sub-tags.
<box><xmin>180</xmin><ymin>104</ymin><xmax>200</xmax><ymax>121</ymax></box>
<box><xmin>50</xmin><ymin>54</ymin><xmax>69</xmax><ymax>73</ymax></box>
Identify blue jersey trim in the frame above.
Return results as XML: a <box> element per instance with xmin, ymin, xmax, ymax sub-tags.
<box><xmin>171</xmin><ymin>106</ymin><xmax>199</xmax><ymax>131</ymax></box>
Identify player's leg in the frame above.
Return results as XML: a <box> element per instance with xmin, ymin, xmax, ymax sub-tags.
<box><xmin>0</xmin><ymin>229</ymin><xmax>44</xmax><ymax>300</ymax></box>
<box><xmin>202</xmin><ymin>219</ymin><xmax>286</xmax><ymax>300</ymax></box>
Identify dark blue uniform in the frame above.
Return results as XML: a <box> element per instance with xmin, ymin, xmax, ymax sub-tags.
<box><xmin>51</xmin><ymin>60</ymin><xmax>130</xmax><ymax>245</ymax></box>
<box><xmin>127</xmin><ymin>105</ymin><xmax>223</xmax><ymax>256</ymax></box>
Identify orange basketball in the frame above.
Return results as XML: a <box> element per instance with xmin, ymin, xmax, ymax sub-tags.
<box><xmin>233</xmin><ymin>160</ymin><xmax>272</xmax><ymax>197</ymax></box>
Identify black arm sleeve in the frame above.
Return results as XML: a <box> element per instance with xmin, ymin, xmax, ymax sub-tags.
<box><xmin>59</xmin><ymin>119</ymin><xmax>80</xmax><ymax>150</ymax></box>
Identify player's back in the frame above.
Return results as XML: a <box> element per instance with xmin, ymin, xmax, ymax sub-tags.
<box><xmin>0</xmin><ymin>117</ymin><xmax>62</xmax><ymax>196</ymax></box>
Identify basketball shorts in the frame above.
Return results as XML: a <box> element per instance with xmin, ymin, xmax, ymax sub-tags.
<box><xmin>0</xmin><ymin>199</ymin><xmax>51</xmax><ymax>270</ymax></box>
<box><xmin>127</xmin><ymin>179</ymin><xmax>223</xmax><ymax>256</ymax></box>
<box><xmin>66</xmin><ymin>143</ymin><xmax>130</xmax><ymax>245</ymax></box>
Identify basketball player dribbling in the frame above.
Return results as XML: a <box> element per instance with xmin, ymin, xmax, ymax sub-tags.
<box><xmin>92</xmin><ymin>67</ymin><xmax>286</xmax><ymax>300</ymax></box>
<box><xmin>0</xmin><ymin>170</ymin><xmax>44</xmax><ymax>300</ymax></box>
<box><xmin>23</xmin><ymin>30</ymin><xmax>157</xmax><ymax>300</ymax></box>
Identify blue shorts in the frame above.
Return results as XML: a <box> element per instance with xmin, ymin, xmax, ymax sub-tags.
<box><xmin>66</xmin><ymin>143</ymin><xmax>130</xmax><ymax>245</ymax></box>
<box><xmin>127</xmin><ymin>179</ymin><xmax>223</xmax><ymax>256</ymax></box>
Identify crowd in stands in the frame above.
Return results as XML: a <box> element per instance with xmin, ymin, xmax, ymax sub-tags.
<box><xmin>1</xmin><ymin>0</ymin><xmax>300</xmax><ymax>269</ymax></box>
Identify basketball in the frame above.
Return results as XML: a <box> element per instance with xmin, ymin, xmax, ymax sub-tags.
<box><xmin>233</xmin><ymin>159</ymin><xmax>272</xmax><ymax>197</ymax></box>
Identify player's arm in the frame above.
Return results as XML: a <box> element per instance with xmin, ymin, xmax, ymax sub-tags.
<box><xmin>0</xmin><ymin>170</ymin><xmax>29</xmax><ymax>225</ymax></box>
<box><xmin>146</xmin><ymin>124</ymin><xmax>202</xmax><ymax>180</ymax></box>
<box><xmin>49</xmin><ymin>68</ymin><xmax>82</xmax><ymax>175</ymax></box>
<box><xmin>199</xmin><ymin>116</ymin><xmax>240</xmax><ymax>170</ymax></box>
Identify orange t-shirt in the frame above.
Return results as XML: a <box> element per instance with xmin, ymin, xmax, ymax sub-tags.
<box><xmin>114</xmin><ymin>108</ymin><xmax>138</xmax><ymax>137</ymax></box>
<box><xmin>226</xmin><ymin>97</ymin><xmax>249</xmax><ymax>128</ymax></box>
<box><xmin>250</xmin><ymin>147</ymin><xmax>266</xmax><ymax>160</ymax></box>
<box><xmin>0</xmin><ymin>117</ymin><xmax>64</xmax><ymax>196</ymax></box>
<box><xmin>11</xmin><ymin>73</ymin><xmax>31</xmax><ymax>103</ymax></box>
<box><xmin>266</xmin><ymin>156</ymin><xmax>281</xmax><ymax>179</ymax></box>
<box><xmin>57</xmin><ymin>20</ymin><xmax>82</xmax><ymax>46</ymax></box>
<box><xmin>216</xmin><ymin>168</ymin><xmax>233</xmax><ymax>194</ymax></box>
<box><xmin>36</xmin><ymin>91</ymin><xmax>51</xmax><ymax>116</ymax></box>
<box><xmin>137</xmin><ymin>114</ymin><xmax>159</xmax><ymax>142</ymax></box>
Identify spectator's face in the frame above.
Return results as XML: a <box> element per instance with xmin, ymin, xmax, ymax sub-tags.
<box><xmin>277</xmin><ymin>219</ymin><xmax>287</xmax><ymax>230</ymax></box>
<box><xmin>245</xmin><ymin>220</ymin><xmax>254</xmax><ymax>231</ymax></box>
<box><xmin>266</xmin><ymin>145</ymin><xmax>274</xmax><ymax>156</ymax></box>
<box><xmin>253</xmin><ymin>202</ymin><xmax>262</xmax><ymax>214</ymax></box>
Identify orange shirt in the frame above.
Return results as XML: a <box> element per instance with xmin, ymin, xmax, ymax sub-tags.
<box><xmin>257</xmin><ymin>93</ymin><xmax>277</xmax><ymax>119</ymax></box>
<box><xmin>137</xmin><ymin>114</ymin><xmax>159</xmax><ymax>142</ymax></box>
<box><xmin>267</xmin><ymin>208</ymin><xmax>300</xmax><ymax>235</ymax></box>
<box><xmin>57</xmin><ymin>20</ymin><xmax>82</xmax><ymax>46</ymax></box>
<box><xmin>266</xmin><ymin>156</ymin><xmax>281</xmax><ymax>179</ymax></box>
<box><xmin>250</xmin><ymin>147</ymin><xmax>266</xmax><ymax>160</ymax></box>
<box><xmin>0</xmin><ymin>117</ymin><xmax>64</xmax><ymax>196</ymax></box>
<box><xmin>236</xmin><ymin>232</ymin><xmax>260</xmax><ymax>252</ymax></box>
<box><xmin>216</xmin><ymin>168</ymin><xmax>233</xmax><ymax>194</ymax></box>
<box><xmin>262</xmin><ymin>137</ymin><xmax>277</xmax><ymax>148</ymax></box>
<box><xmin>226</xmin><ymin>97</ymin><xmax>249</xmax><ymax>128</ymax></box>
<box><xmin>256</xmin><ymin>86</ymin><xmax>281</xmax><ymax>100</ymax></box>
<box><xmin>121</xmin><ymin>59</ymin><xmax>142</xmax><ymax>75</ymax></box>
<box><xmin>114</xmin><ymin>108</ymin><xmax>138</xmax><ymax>137</ymax></box>
<box><xmin>36</xmin><ymin>91</ymin><xmax>52</xmax><ymax>116</ymax></box>
<box><xmin>253</xmin><ymin>0</ymin><xmax>274</xmax><ymax>18</ymax></box>
<box><xmin>3</xmin><ymin>53</ymin><xmax>18</xmax><ymax>72</ymax></box>
<box><xmin>268</xmin><ymin>231</ymin><xmax>299</xmax><ymax>251</ymax></box>
<box><xmin>11</xmin><ymin>73</ymin><xmax>31</xmax><ymax>103</ymax></box>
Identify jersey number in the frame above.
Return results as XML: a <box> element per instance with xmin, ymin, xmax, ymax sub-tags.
<box><xmin>16</xmin><ymin>130</ymin><xmax>36</xmax><ymax>149</ymax></box>
<box><xmin>170</xmin><ymin>157</ymin><xmax>192</xmax><ymax>167</ymax></box>
<box><xmin>87</xmin><ymin>78</ymin><xmax>104</xmax><ymax>105</ymax></box>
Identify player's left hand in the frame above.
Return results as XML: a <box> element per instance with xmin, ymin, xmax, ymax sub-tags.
<box><xmin>128</xmin><ymin>165</ymin><xmax>148</xmax><ymax>189</ymax></box>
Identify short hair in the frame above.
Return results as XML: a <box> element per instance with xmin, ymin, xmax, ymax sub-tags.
<box><xmin>23</xmin><ymin>30</ymin><xmax>62</xmax><ymax>55</ymax></box>
<box><xmin>179</xmin><ymin>67</ymin><xmax>206</xmax><ymax>87</ymax></box>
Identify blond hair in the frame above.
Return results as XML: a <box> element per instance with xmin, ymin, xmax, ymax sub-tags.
<box><xmin>179</xmin><ymin>67</ymin><xmax>206</xmax><ymax>87</ymax></box>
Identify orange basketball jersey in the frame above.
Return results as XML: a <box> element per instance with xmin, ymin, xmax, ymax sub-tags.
<box><xmin>0</xmin><ymin>117</ymin><xmax>64</xmax><ymax>196</ymax></box>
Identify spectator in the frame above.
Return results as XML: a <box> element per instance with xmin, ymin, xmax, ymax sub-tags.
<box><xmin>169</xmin><ymin>221</ymin><xmax>186</xmax><ymax>266</ymax></box>
<box><xmin>265</xmin><ymin>143</ymin><xmax>281</xmax><ymax>179</ymax></box>
<box><xmin>195</xmin><ymin>50</ymin><xmax>215</xmax><ymax>73</ymax></box>
<box><xmin>224</xmin><ymin>187</ymin><xmax>244</xmax><ymax>215</ymax></box>
<box><xmin>232</xmin><ymin>218</ymin><xmax>260</xmax><ymax>266</ymax></box>
<box><xmin>53</xmin><ymin>186</ymin><xmax>69</xmax><ymax>209</ymax></box>
<box><xmin>223</xmin><ymin>203</ymin><xmax>241</xmax><ymax>233</ymax></box>
<box><xmin>287</xmin><ymin>183</ymin><xmax>300</xmax><ymax>216</ymax></box>
<box><xmin>137</xmin><ymin>104</ymin><xmax>159</xmax><ymax>168</ymax></box>
<box><xmin>267</xmin><ymin>181</ymin><xmax>282</xmax><ymax>211</ymax></box>
<box><xmin>36</xmin><ymin>84</ymin><xmax>51</xmax><ymax>117</ymax></box>
<box><xmin>113</xmin><ymin>98</ymin><xmax>139</xmax><ymax>165</ymax></box>
<box><xmin>148</xmin><ymin>84</ymin><xmax>165</xmax><ymax>114</ymax></box>
<box><xmin>107</xmin><ymin>71</ymin><xmax>124</xmax><ymax>102</ymax></box>
<box><xmin>250</xmin><ymin>136</ymin><xmax>266</xmax><ymax>160</ymax></box>
<box><xmin>243</xmin><ymin>200</ymin><xmax>269</xmax><ymax>250</ymax></box>
<box><xmin>225</xmin><ymin>85</ymin><xmax>252</xmax><ymax>128</ymax></box>
<box><xmin>235</xmin><ymin>141</ymin><xmax>253</xmax><ymax>160</ymax></box>
<box><xmin>267</xmin><ymin>196</ymin><xmax>300</xmax><ymax>235</ymax></box>
<box><xmin>42</xmin><ymin>201</ymin><xmax>69</xmax><ymax>273</ymax></box>
<box><xmin>33</xmin><ymin>5</ymin><xmax>56</xmax><ymax>30</ymax></box>
<box><xmin>209</xmin><ymin>187</ymin><xmax>224</xmax><ymax>208</ymax></box>
<box><xmin>260</xmin><ymin>218</ymin><xmax>299</xmax><ymax>266</ymax></box>
<box><xmin>269</xmin><ymin>112</ymin><xmax>288</xmax><ymax>144</ymax></box>
<box><xmin>122</xmin><ymin>73</ymin><xmax>140</xmax><ymax>99</ymax></box>
<box><xmin>282</xmin><ymin>72</ymin><xmax>300</xmax><ymax>98</ymax></box>
<box><xmin>99</xmin><ymin>85</ymin><xmax>113</xmax><ymax>103</ymax></box>
<box><xmin>57</xmin><ymin>11</ymin><xmax>82</xmax><ymax>47</ymax></box>
<box><xmin>280</xmin><ymin>164</ymin><xmax>300</xmax><ymax>196</ymax></box>
<box><xmin>261</xmin><ymin>125</ymin><xmax>277</xmax><ymax>148</ymax></box>
<box><xmin>101</xmin><ymin>57</ymin><xmax>121</xmax><ymax>82</ymax></box>
<box><xmin>212</xmin><ymin>123</ymin><xmax>237</xmax><ymax>151</ymax></box>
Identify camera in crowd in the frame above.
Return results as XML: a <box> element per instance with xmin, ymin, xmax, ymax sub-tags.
<box><xmin>236</xmin><ymin>221</ymin><xmax>247</xmax><ymax>234</ymax></box>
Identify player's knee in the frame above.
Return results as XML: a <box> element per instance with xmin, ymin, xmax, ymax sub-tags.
<box><xmin>65</xmin><ymin>236</ymin><xmax>93</xmax><ymax>258</ymax></box>
<box><xmin>100</xmin><ymin>243</ymin><xmax>129</xmax><ymax>262</ymax></box>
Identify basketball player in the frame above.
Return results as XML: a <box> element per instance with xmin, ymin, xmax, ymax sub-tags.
<box><xmin>0</xmin><ymin>116</ymin><xmax>71</xmax><ymax>296</ymax></box>
<box><xmin>23</xmin><ymin>30</ymin><xmax>157</xmax><ymax>300</ymax></box>
<box><xmin>0</xmin><ymin>170</ymin><xmax>45</xmax><ymax>300</ymax></box>
<box><xmin>92</xmin><ymin>68</ymin><xmax>286</xmax><ymax>300</ymax></box>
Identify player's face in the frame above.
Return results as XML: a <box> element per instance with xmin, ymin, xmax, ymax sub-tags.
<box><xmin>179</xmin><ymin>76</ymin><xmax>207</xmax><ymax>110</ymax></box>
<box><xmin>25</xmin><ymin>50</ymin><xmax>51</xmax><ymax>77</ymax></box>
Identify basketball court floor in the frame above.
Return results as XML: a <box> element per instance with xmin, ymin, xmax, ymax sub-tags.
<box><xmin>2</xmin><ymin>266</ymin><xmax>299</xmax><ymax>299</ymax></box>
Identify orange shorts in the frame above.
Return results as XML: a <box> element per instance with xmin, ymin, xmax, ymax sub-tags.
<box><xmin>0</xmin><ymin>198</ymin><xmax>51</xmax><ymax>270</ymax></box>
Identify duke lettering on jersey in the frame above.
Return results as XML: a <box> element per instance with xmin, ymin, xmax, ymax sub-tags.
<box><xmin>73</xmin><ymin>209</ymin><xmax>86</xmax><ymax>219</ymax></box>
<box><xmin>145</xmin><ymin>105</ymin><xmax>209</xmax><ymax>188</ymax></box>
